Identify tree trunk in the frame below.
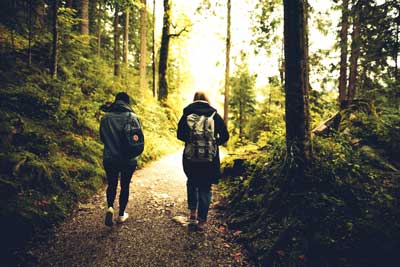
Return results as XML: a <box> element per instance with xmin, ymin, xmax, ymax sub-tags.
<box><xmin>28</xmin><ymin>0</ymin><xmax>33</xmax><ymax>66</ymax></box>
<box><xmin>123</xmin><ymin>8</ymin><xmax>130</xmax><ymax>68</ymax></box>
<box><xmin>239</xmin><ymin>89</ymin><xmax>243</xmax><ymax>139</ymax></box>
<box><xmin>303</xmin><ymin>0</ymin><xmax>312</xmax><ymax>162</ymax></box>
<box><xmin>395</xmin><ymin>14</ymin><xmax>399</xmax><ymax>80</ymax></box>
<box><xmin>223</xmin><ymin>0</ymin><xmax>231</xmax><ymax>126</ymax></box>
<box><xmin>114</xmin><ymin>4</ymin><xmax>120</xmax><ymax>77</ymax></box>
<box><xmin>279</xmin><ymin>40</ymin><xmax>285</xmax><ymax>85</ymax></box>
<box><xmin>347</xmin><ymin>0</ymin><xmax>361</xmax><ymax>103</ymax></box>
<box><xmin>339</xmin><ymin>0</ymin><xmax>349</xmax><ymax>107</ymax></box>
<box><xmin>283</xmin><ymin>0</ymin><xmax>310</xmax><ymax>178</ymax></box>
<box><xmin>81</xmin><ymin>0</ymin><xmax>89</xmax><ymax>35</ymax></box>
<box><xmin>11</xmin><ymin>0</ymin><xmax>17</xmax><ymax>50</ymax></box>
<box><xmin>97</xmin><ymin>1</ymin><xmax>102</xmax><ymax>57</ymax></box>
<box><xmin>152</xmin><ymin>0</ymin><xmax>156</xmax><ymax>98</ymax></box>
<box><xmin>158</xmin><ymin>0</ymin><xmax>170</xmax><ymax>101</ymax></box>
<box><xmin>89</xmin><ymin>0</ymin><xmax>97</xmax><ymax>35</ymax></box>
<box><xmin>50</xmin><ymin>0</ymin><xmax>58</xmax><ymax>79</ymax></box>
<box><xmin>140</xmin><ymin>0</ymin><xmax>148</xmax><ymax>92</ymax></box>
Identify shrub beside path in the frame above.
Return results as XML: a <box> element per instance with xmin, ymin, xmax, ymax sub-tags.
<box><xmin>29</xmin><ymin>151</ymin><xmax>253</xmax><ymax>267</ymax></box>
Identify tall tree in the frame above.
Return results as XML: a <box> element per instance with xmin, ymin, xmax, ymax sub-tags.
<box><xmin>139</xmin><ymin>0</ymin><xmax>148</xmax><ymax>92</ymax></box>
<box><xmin>123</xmin><ymin>7</ymin><xmax>130</xmax><ymax>69</ymax></box>
<box><xmin>347</xmin><ymin>0</ymin><xmax>361</xmax><ymax>103</ymax></box>
<box><xmin>158</xmin><ymin>0</ymin><xmax>170</xmax><ymax>101</ymax></box>
<box><xmin>223</xmin><ymin>0</ymin><xmax>231</xmax><ymax>126</ymax></box>
<box><xmin>97</xmin><ymin>0</ymin><xmax>102</xmax><ymax>56</ymax></box>
<box><xmin>338</xmin><ymin>0</ymin><xmax>350</xmax><ymax>107</ymax></box>
<box><xmin>81</xmin><ymin>0</ymin><xmax>89</xmax><ymax>35</ymax></box>
<box><xmin>114</xmin><ymin>3</ymin><xmax>120</xmax><ymax>76</ymax></box>
<box><xmin>50</xmin><ymin>0</ymin><xmax>58</xmax><ymax>79</ymax></box>
<box><xmin>229</xmin><ymin>54</ymin><xmax>256</xmax><ymax>140</ymax></box>
<box><xmin>303</xmin><ymin>0</ymin><xmax>311</xmax><ymax>161</ymax></box>
<box><xmin>152</xmin><ymin>0</ymin><xmax>156</xmax><ymax>97</ymax></box>
<box><xmin>395</xmin><ymin>8</ymin><xmax>399</xmax><ymax>80</ymax></box>
<box><xmin>283</xmin><ymin>0</ymin><xmax>311</xmax><ymax>177</ymax></box>
<box><xmin>27</xmin><ymin>0</ymin><xmax>33</xmax><ymax>66</ymax></box>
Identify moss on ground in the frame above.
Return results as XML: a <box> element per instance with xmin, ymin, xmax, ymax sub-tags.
<box><xmin>0</xmin><ymin>54</ymin><xmax>180</xmax><ymax>263</ymax></box>
<box><xmin>220</xmin><ymin>105</ymin><xmax>400</xmax><ymax>267</ymax></box>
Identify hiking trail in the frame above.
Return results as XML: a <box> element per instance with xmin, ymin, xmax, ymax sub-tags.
<box><xmin>29</xmin><ymin>151</ymin><xmax>253</xmax><ymax>267</ymax></box>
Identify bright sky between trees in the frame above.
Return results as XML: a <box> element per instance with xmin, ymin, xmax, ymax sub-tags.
<box><xmin>152</xmin><ymin>0</ymin><xmax>340</xmax><ymax>107</ymax></box>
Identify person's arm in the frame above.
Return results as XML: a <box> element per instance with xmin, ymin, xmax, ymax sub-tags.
<box><xmin>215</xmin><ymin>113</ymin><xmax>229</xmax><ymax>145</ymax></box>
<box><xmin>177</xmin><ymin>114</ymin><xmax>189</xmax><ymax>142</ymax></box>
<box><xmin>99</xmin><ymin>118</ymin><xmax>105</xmax><ymax>143</ymax></box>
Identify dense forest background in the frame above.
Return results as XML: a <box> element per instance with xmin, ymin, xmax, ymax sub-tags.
<box><xmin>0</xmin><ymin>0</ymin><xmax>399</xmax><ymax>266</ymax></box>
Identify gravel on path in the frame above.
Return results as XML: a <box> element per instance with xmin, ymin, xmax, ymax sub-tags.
<box><xmin>30</xmin><ymin>151</ymin><xmax>253</xmax><ymax>267</ymax></box>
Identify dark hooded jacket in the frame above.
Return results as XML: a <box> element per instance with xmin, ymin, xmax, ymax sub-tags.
<box><xmin>100</xmin><ymin>100</ymin><xmax>140</xmax><ymax>165</ymax></box>
<box><xmin>177</xmin><ymin>101</ymin><xmax>229</xmax><ymax>185</ymax></box>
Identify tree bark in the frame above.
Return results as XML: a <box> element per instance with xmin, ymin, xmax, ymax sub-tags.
<box><xmin>347</xmin><ymin>0</ymin><xmax>361</xmax><ymax>103</ymax></box>
<box><xmin>279</xmin><ymin>40</ymin><xmax>285</xmax><ymax>85</ymax></box>
<box><xmin>223</xmin><ymin>0</ymin><xmax>231</xmax><ymax>126</ymax></box>
<box><xmin>97</xmin><ymin>1</ymin><xmax>102</xmax><ymax>57</ymax></box>
<box><xmin>114</xmin><ymin>3</ymin><xmax>120</xmax><ymax>77</ymax></box>
<box><xmin>158</xmin><ymin>0</ymin><xmax>170</xmax><ymax>101</ymax></box>
<box><xmin>152</xmin><ymin>0</ymin><xmax>156</xmax><ymax>98</ymax></box>
<box><xmin>303</xmin><ymin>0</ymin><xmax>312</xmax><ymax>162</ymax></box>
<box><xmin>28</xmin><ymin>0</ymin><xmax>33</xmax><ymax>66</ymax></box>
<box><xmin>239</xmin><ymin>87</ymin><xmax>243</xmax><ymax>139</ymax></box>
<box><xmin>81</xmin><ymin>0</ymin><xmax>89</xmax><ymax>35</ymax></box>
<box><xmin>50</xmin><ymin>0</ymin><xmax>58</xmax><ymax>79</ymax></box>
<box><xmin>395</xmin><ymin>13</ymin><xmax>399</xmax><ymax>80</ymax></box>
<box><xmin>123</xmin><ymin>8</ymin><xmax>130</xmax><ymax>68</ymax></box>
<box><xmin>339</xmin><ymin>0</ymin><xmax>349</xmax><ymax>107</ymax></box>
<box><xmin>139</xmin><ymin>0</ymin><xmax>148</xmax><ymax>92</ymax></box>
<box><xmin>283</xmin><ymin>0</ymin><xmax>310</xmax><ymax>178</ymax></box>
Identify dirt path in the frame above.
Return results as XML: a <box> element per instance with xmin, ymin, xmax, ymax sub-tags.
<box><xmin>30</xmin><ymin>151</ymin><xmax>253</xmax><ymax>267</ymax></box>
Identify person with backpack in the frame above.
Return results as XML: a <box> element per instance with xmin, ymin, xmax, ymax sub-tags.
<box><xmin>177</xmin><ymin>91</ymin><xmax>229</xmax><ymax>231</ymax></box>
<box><xmin>100</xmin><ymin>92</ymin><xmax>144</xmax><ymax>227</ymax></box>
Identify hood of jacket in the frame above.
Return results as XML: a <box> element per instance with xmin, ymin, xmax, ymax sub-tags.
<box><xmin>183</xmin><ymin>101</ymin><xmax>216</xmax><ymax>116</ymax></box>
<box><xmin>108</xmin><ymin>100</ymin><xmax>133</xmax><ymax>113</ymax></box>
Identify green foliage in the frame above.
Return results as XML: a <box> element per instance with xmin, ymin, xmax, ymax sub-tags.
<box><xmin>220</xmin><ymin>106</ymin><xmax>400</xmax><ymax>266</ymax></box>
<box><xmin>309</xmin><ymin>89</ymin><xmax>337</xmax><ymax>129</ymax></box>
<box><xmin>228</xmin><ymin>79</ymin><xmax>285</xmax><ymax>149</ymax></box>
<box><xmin>0</xmin><ymin>4</ymin><xmax>179</xmax><ymax>260</ymax></box>
<box><xmin>229</xmin><ymin>53</ymin><xmax>257</xmax><ymax>141</ymax></box>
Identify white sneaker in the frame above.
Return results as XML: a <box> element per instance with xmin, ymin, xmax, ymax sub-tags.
<box><xmin>117</xmin><ymin>212</ymin><xmax>129</xmax><ymax>223</ymax></box>
<box><xmin>105</xmin><ymin>207</ymin><xmax>114</xmax><ymax>227</ymax></box>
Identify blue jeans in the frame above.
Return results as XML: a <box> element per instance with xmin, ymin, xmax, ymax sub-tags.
<box><xmin>187</xmin><ymin>181</ymin><xmax>212</xmax><ymax>222</ymax></box>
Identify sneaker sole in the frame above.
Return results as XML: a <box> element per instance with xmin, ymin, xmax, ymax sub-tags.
<box><xmin>117</xmin><ymin>214</ymin><xmax>129</xmax><ymax>224</ymax></box>
<box><xmin>105</xmin><ymin>211</ymin><xmax>113</xmax><ymax>227</ymax></box>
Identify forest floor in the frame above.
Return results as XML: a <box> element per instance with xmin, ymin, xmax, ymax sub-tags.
<box><xmin>22</xmin><ymin>151</ymin><xmax>253</xmax><ymax>267</ymax></box>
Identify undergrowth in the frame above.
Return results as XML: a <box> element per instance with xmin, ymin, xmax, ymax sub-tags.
<box><xmin>220</xmin><ymin>105</ymin><xmax>400</xmax><ymax>267</ymax></box>
<box><xmin>0</xmin><ymin>31</ymin><xmax>180</xmax><ymax>263</ymax></box>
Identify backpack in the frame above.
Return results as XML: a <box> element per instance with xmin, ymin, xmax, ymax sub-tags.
<box><xmin>122</xmin><ymin>112</ymin><xmax>144</xmax><ymax>158</ymax></box>
<box><xmin>184</xmin><ymin>112</ymin><xmax>217</xmax><ymax>162</ymax></box>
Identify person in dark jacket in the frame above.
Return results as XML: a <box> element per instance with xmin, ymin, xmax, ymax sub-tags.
<box><xmin>177</xmin><ymin>91</ymin><xmax>229</xmax><ymax>231</ymax></box>
<box><xmin>100</xmin><ymin>92</ymin><xmax>141</xmax><ymax>226</ymax></box>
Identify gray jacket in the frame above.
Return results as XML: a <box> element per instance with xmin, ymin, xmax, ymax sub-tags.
<box><xmin>100</xmin><ymin>100</ymin><xmax>141</xmax><ymax>162</ymax></box>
